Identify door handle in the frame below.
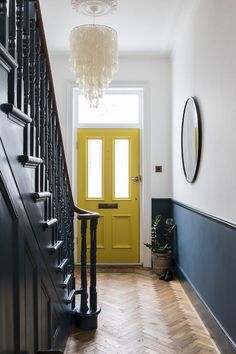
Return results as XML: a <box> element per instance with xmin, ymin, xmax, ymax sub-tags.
<box><xmin>131</xmin><ymin>175</ymin><xmax>142</xmax><ymax>182</ymax></box>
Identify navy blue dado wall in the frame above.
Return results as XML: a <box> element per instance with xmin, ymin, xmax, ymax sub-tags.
<box><xmin>152</xmin><ymin>199</ymin><xmax>236</xmax><ymax>348</ymax></box>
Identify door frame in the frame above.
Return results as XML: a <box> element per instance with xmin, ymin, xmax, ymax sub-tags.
<box><xmin>68</xmin><ymin>80</ymin><xmax>152</xmax><ymax>267</ymax></box>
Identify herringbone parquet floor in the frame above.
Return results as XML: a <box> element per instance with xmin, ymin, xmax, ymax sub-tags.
<box><xmin>65</xmin><ymin>269</ymin><xmax>220</xmax><ymax>354</ymax></box>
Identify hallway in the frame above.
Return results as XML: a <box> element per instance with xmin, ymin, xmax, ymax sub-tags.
<box><xmin>65</xmin><ymin>269</ymin><xmax>219</xmax><ymax>354</ymax></box>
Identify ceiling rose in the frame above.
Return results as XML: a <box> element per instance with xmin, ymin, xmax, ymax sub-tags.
<box><xmin>71</xmin><ymin>0</ymin><xmax>117</xmax><ymax>16</ymax></box>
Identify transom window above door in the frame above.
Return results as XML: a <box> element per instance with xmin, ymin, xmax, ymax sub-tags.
<box><xmin>74</xmin><ymin>87</ymin><xmax>142</xmax><ymax>127</ymax></box>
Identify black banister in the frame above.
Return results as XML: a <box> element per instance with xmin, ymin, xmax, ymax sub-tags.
<box><xmin>35</xmin><ymin>0</ymin><xmax>74</xmax><ymax>206</ymax></box>
<box><xmin>35</xmin><ymin>0</ymin><xmax>101</xmax><ymax>330</ymax></box>
<box><xmin>1</xmin><ymin>0</ymin><xmax>100</xmax><ymax>336</ymax></box>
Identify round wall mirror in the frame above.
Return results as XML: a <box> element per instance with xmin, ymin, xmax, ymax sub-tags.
<box><xmin>181</xmin><ymin>97</ymin><xmax>201</xmax><ymax>183</ymax></box>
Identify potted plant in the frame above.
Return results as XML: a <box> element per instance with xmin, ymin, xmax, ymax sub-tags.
<box><xmin>144</xmin><ymin>214</ymin><xmax>176</xmax><ymax>277</ymax></box>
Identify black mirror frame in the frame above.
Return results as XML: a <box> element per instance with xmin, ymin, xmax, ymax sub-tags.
<box><xmin>181</xmin><ymin>97</ymin><xmax>202</xmax><ymax>183</ymax></box>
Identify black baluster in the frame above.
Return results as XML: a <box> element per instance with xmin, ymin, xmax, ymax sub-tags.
<box><xmin>16</xmin><ymin>0</ymin><xmax>24</xmax><ymax>109</ymax></box>
<box><xmin>64</xmin><ymin>187</ymin><xmax>69</xmax><ymax>258</ymax></box>
<box><xmin>39</xmin><ymin>56</ymin><xmax>45</xmax><ymax>158</ymax></box>
<box><xmin>44</xmin><ymin>79</ymin><xmax>49</xmax><ymax>176</ymax></box>
<box><xmin>29</xmin><ymin>1</ymin><xmax>36</xmax><ymax>156</ymax></box>
<box><xmin>90</xmin><ymin>218</ymin><xmax>98</xmax><ymax>312</ymax></box>
<box><xmin>58</xmin><ymin>243</ymin><xmax>62</xmax><ymax>270</ymax></box>
<box><xmin>71</xmin><ymin>208</ymin><xmax>76</xmax><ymax>310</ymax></box>
<box><xmin>61</xmin><ymin>171</ymin><xmax>65</xmax><ymax>241</ymax></box>
<box><xmin>48</xmin><ymin>107</ymin><xmax>53</xmax><ymax>189</ymax></box>
<box><xmin>69</xmin><ymin>202</ymin><xmax>75</xmax><ymax>304</ymax></box>
<box><xmin>35</xmin><ymin>29</ymin><xmax>40</xmax><ymax>157</ymax></box>
<box><xmin>0</xmin><ymin>0</ymin><xmax>8</xmax><ymax>48</ymax></box>
<box><xmin>44</xmin><ymin>81</ymin><xmax>50</xmax><ymax>221</ymax></box>
<box><xmin>69</xmin><ymin>202</ymin><xmax>74</xmax><ymax>269</ymax></box>
<box><xmin>52</xmin><ymin>118</ymin><xmax>57</xmax><ymax>231</ymax></box>
<box><xmin>44</xmin><ymin>178</ymin><xmax>49</xmax><ymax>221</ymax></box>
<box><xmin>57</xmin><ymin>147</ymin><xmax>62</xmax><ymax>241</ymax></box>
<box><xmin>62</xmin><ymin>168</ymin><xmax>67</xmax><ymax>262</ymax></box>
<box><xmin>8</xmin><ymin>0</ymin><xmax>17</xmax><ymax>104</ymax></box>
<box><xmin>8</xmin><ymin>0</ymin><xmax>16</xmax><ymax>57</ymax></box>
<box><xmin>35</xmin><ymin>29</ymin><xmax>41</xmax><ymax>192</ymax></box>
<box><xmin>80</xmin><ymin>219</ymin><xmax>88</xmax><ymax>314</ymax></box>
<box><xmin>48</xmin><ymin>107</ymin><xmax>53</xmax><ymax>225</ymax></box>
<box><xmin>23</xmin><ymin>0</ymin><xmax>30</xmax><ymax>114</ymax></box>
<box><xmin>52</xmin><ymin>115</ymin><xmax>56</xmax><ymax>186</ymax></box>
<box><xmin>54</xmin><ymin>132</ymin><xmax>59</xmax><ymax>244</ymax></box>
<box><xmin>66</xmin><ymin>187</ymin><xmax>71</xmax><ymax>260</ymax></box>
<box><xmin>23</xmin><ymin>0</ymin><xmax>30</xmax><ymax>155</ymax></box>
<box><xmin>61</xmin><ymin>163</ymin><xmax>67</xmax><ymax>255</ymax></box>
<box><xmin>40</xmin><ymin>55</ymin><xmax>46</xmax><ymax>191</ymax></box>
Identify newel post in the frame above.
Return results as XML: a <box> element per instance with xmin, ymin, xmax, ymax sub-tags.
<box><xmin>74</xmin><ymin>212</ymin><xmax>101</xmax><ymax>330</ymax></box>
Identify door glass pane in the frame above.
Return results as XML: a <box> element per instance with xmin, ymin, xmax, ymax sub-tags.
<box><xmin>114</xmin><ymin>139</ymin><xmax>129</xmax><ymax>198</ymax></box>
<box><xmin>87</xmin><ymin>139</ymin><xmax>102</xmax><ymax>198</ymax></box>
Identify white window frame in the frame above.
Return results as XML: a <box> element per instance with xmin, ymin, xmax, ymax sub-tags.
<box><xmin>74</xmin><ymin>87</ymin><xmax>143</xmax><ymax>128</ymax></box>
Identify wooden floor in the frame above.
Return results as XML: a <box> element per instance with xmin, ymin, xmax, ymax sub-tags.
<box><xmin>65</xmin><ymin>269</ymin><xmax>220</xmax><ymax>354</ymax></box>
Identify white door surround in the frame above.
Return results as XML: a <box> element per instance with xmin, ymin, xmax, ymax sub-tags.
<box><xmin>67</xmin><ymin>81</ymin><xmax>152</xmax><ymax>267</ymax></box>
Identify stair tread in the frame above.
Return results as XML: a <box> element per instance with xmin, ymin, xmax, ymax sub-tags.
<box><xmin>61</xmin><ymin>273</ymin><xmax>72</xmax><ymax>288</ymax></box>
<box><xmin>18</xmin><ymin>155</ymin><xmax>43</xmax><ymax>167</ymax></box>
<box><xmin>33</xmin><ymin>192</ymin><xmax>51</xmax><ymax>201</ymax></box>
<box><xmin>1</xmin><ymin>103</ymin><xmax>32</xmax><ymax>125</ymax></box>
<box><xmin>57</xmin><ymin>258</ymin><xmax>69</xmax><ymax>271</ymax></box>
<box><xmin>43</xmin><ymin>218</ymin><xmax>58</xmax><ymax>229</ymax></box>
<box><xmin>0</xmin><ymin>44</ymin><xmax>18</xmax><ymax>72</ymax></box>
<box><xmin>49</xmin><ymin>240</ymin><xmax>63</xmax><ymax>253</ymax></box>
<box><xmin>63</xmin><ymin>289</ymin><xmax>76</xmax><ymax>304</ymax></box>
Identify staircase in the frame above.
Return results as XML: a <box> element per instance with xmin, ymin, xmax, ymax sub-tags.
<box><xmin>0</xmin><ymin>0</ymin><xmax>99</xmax><ymax>353</ymax></box>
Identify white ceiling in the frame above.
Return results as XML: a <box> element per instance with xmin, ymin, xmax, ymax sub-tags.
<box><xmin>39</xmin><ymin>0</ymin><xmax>188</xmax><ymax>54</ymax></box>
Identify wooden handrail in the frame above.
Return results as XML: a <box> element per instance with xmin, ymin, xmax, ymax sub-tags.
<box><xmin>74</xmin><ymin>205</ymin><xmax>100</xmax><ymax>219</ymax></box>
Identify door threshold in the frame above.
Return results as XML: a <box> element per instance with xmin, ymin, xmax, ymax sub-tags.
<box><xmin>75</xmin><ymin>262</ymin><xmax>143</xmax><ymax>267</ymax></box>
<box><xmin>98</xmin><ymin>263</ymin><xmax>143</xmax><ymax>266</ymax></box>
<box><xmin>75</xmin><ymin>263</ymin><xmax>152</xmax><ymax>274</ymax></box>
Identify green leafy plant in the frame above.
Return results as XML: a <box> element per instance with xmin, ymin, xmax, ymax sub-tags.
<box><xmin>144</xmin><ymin>214</ymin><xmax>176</xmax><ymax>254</ymax></box>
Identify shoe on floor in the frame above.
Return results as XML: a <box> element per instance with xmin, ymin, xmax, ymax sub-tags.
<box><xmin>164</xmin><ymin>269</ymin><xmax>173</xmax><ymax>281</ymax></box>
<box><xmin>159</xmin><ymin>269</ymin><xmax>168</xmax><ymax>280</ymax></box>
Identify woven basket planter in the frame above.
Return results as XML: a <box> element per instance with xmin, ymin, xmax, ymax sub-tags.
<box><xmin>152</xmin><ymin>252</ymin><xmax>172</xmax><ymax>275</ymax></box>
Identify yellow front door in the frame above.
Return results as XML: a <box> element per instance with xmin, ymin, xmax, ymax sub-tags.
<box><xmin>77</xmin><ymin>128</ymin><xmax>140</xmax><ymax>263</ymax></box>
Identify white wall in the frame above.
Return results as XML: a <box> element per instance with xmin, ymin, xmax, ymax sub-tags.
<box><xmin>172</xmin><ymin>0</ymin><xmax>236</xmax><ymax>223</ymax></box>
<box><xmin>49</xmin><ymin>55</ymin><xmax>74</xmax><ymax>185</ymax></box>
<box><xmin>50</xmin><ymin>53</ymin><xmax>172</xmax><ymax>199</ymax></box>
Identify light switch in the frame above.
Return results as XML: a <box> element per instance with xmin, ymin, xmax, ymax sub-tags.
<box><xmin>155</xmin><ymin>165</ymin><xmax>162</xmax><ymax>172</ymax></box>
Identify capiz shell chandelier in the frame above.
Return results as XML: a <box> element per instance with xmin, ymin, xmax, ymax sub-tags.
<box><xmin>70</xmin><ymin>24</ymin><xmax>118</xmax><ymax>108</ymax></box>
<box><xmin>70</xmin><ymin>0</ymin><xmax>118</xmax><ymax>108</ymax></box>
